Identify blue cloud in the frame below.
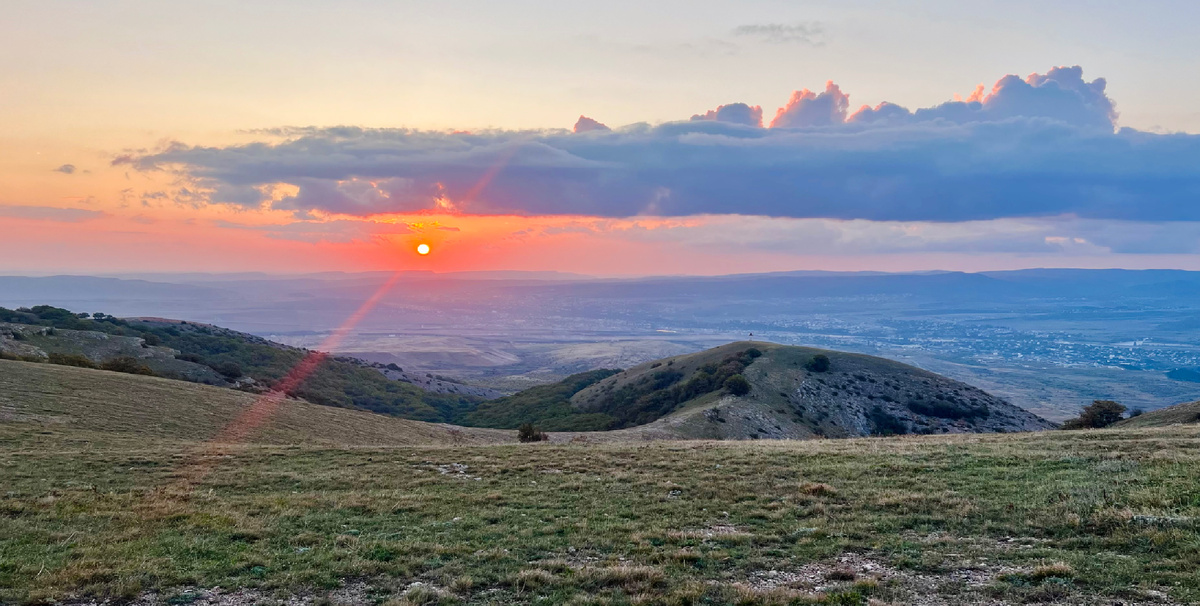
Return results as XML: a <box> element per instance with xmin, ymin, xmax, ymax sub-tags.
<box><xmin>119</xmin><ymin>67</ymin><xmax>1200</xmax><ymax>223</ymax></box>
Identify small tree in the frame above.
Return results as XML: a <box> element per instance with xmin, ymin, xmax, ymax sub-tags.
<box><xmin>724</xmin><ymin>374</ymin><xmax>751</xmax><ymax>396</ymax></box>
<box><xmin>805</xmin><ymin>354</ymin><xmax>831</xmax><ymax>373</ymax></box>
<box><xmin>1061</xmin><ymin>400</ymin><xmax>1127</xmax><ymax>430</ymax></box>
<box><xmin>517</xmin><ymin>423</ymin><xmax>548</xmax><ymax>443</ymax></box>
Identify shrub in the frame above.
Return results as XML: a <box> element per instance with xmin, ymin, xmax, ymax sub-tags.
<box><xmin>805</xmin><ymin>354</ymin><xmax>831</xmax><ymax>373</ymax></box>
<box><xmin>175</xmin><ymin>352</ymin><xmax>205</xmax><ymax>364</ymax></box>
<box><xmin>869</xmin><ymin>405</ymin><xmax>908</xmax><ymax>435</ymax></box>
<box><xmin>209</xmin><ymin>360</ymin><xmax>244</xmax><ymax>379</ymax></box>
<box><xmin>1128</xmin><ymin>407</ymin><xmax>1144</xmax><ymax>418</ymax></box>
<box><xmin>99</xmin><ymin>356</ymin><xmax>156</xmax><ymax>376</ymax></box>
<box><xmin>724</xmin><ymin>374</ymin><xmax>751</xmax><ymax>396</ymax></box>
<box><xmin>907</xmin><ymin>399</ymin><xmax>989</xmax><ymax>420</ymax></box>
<box><xmin>1061</xmin><ymin>400</ymin><xmax>1126</xmax><ymax>429</ymax></box>
<box><xmin>517</xmin><ymin>423</ymin><xmax>548</xmax><ymax>443</ymax></box>
<box><xmin>47</xmin><ymin>353</ymin><xmax>95</xmax><ymax>368</ymax></box>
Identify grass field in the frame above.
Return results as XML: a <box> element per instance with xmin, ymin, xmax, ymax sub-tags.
<box><xmin>2</xmin><ymin>361</ymin><xmax>1199</xmax><ymax>605</ymax></box>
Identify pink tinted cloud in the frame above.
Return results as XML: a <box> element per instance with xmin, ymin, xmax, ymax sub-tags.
<box><xmin>769</xmin><ymin>81</ymin><xmax>850</xmax><ymax>128</ymax></box>
<box><xmin>573</xmin><ymin>116</ymin><xmax>610</xmax><ymax>133</ymax></box>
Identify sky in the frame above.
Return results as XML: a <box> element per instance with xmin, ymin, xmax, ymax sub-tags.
<box><xmin>3</xmin><ymin>0</ymin><xmax>1200</xmax><ymax>276</ymax></box>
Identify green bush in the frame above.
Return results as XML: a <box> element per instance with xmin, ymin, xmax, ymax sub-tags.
<box><xmin>805</xmin><ymin>354</ymin><xmax>831</xmax><ymax>373</ymax></box>
<box><xmin>517</xmin><ymin>423</ymin><xmax>548</xmax><ymax>443</ymax></box>
<box><xmin>47</xmin><ymin>353</ymin><xmax>95</xmax><ymax>369</ymax></box>
<box><xmin>209</xmin><ymin>361</ymin><xmax>244</xmax><ymax>379</ymax></box>
<box><xmin>724</xmin><ymin>374</ymin><xmax>751</xmax><ymax>396</ymax></box>
<box><xmin>99</xmin><ymin>357</ymin><xmax>156</xmax><ymax>376</ymax></box>
<box><xmin>1062</xmin><ymin>400</ymin><xmax>1126</xmax><ymax>429</ymax></box>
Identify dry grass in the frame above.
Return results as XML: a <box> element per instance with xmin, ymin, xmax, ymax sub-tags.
<box><xmin>1</xmin><ymin>360</ymin><xmax>1199</xmax><ymax>604</ymax></box>
<box><xmin>0</xmin><ymin>359</ymin><xmax>511</xmax><ymax>446</ymax></box>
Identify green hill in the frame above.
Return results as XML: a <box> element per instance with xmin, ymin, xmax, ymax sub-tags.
<box><xmin>462</xmin><ymin>342</ymin><xmax>1054</xmax><ymax>437</ymax></box>
<box><xmin>1115</xmin><ymin>399</ymin><xmax>1200</xmax><ymax>429</ymax></box>
<box><xmin>1</xmin><ymin>305</ymin><xmax>481</xmax><ymax>422</ymax></box>
<box><xmin>2</xmin><ymin>306</ymin><xmax>1053</xmax><ymax>440</ymax></box>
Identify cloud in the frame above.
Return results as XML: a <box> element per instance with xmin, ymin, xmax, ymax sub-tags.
<box><xmin>118</xmin><ymin>67</ymin><xmax>1200</xmax><ymax>223</ymax></box>
<box><xmin>53</xmin><ymin>164</ymin><xmax>76</xmax><ymax>174</ymax></box>
<box><xmin>215</xmin><ymin>218</ymin><xmax>411</xmax><ymax>243</ymax></box>
<box><xmin>733</xmin><ymin>22</ymin><xmax>825</xmax><ymax>45</ymax></box>
<box><xmin>770</xmin><ymin>81</ymin><xmax>850</xmax><ymax>128</ymax></box>
<box><xmin>691</xmin><ymin>103</ymin><xmax>763</xmax><ymax>127</ymax></box>
<box><xmin>0</xmin><ymin>205</ymin><xmax>105</xmax><ymax>222</ymax></box>
<box><xmin>850</xmin><ymin>65</ymin><xmax>1116</xmax><ymax>129</ymax></box>
<box><xmin>573</xmin><ymin>116</ymin><xmax>611</xmax><ymax>133</ymax></box>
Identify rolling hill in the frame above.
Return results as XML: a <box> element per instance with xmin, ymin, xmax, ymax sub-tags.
<box><xmin>1</xmin><ymin>305</ymin><xmax>485</xmax><ymax>422</ymax></box>
<box><xmin>464</xmin><ymin>341</ymin><xmax>1054</xmax><ymax>438</ymax></box>
<box><xmin>1</xmin><ymin>356</ymin><xmax>1197</xmax><ymax>604</ymax></box>
<box><xmin>0</xmin><ymin>358</ymin><xmax>511</xmax><ymax>446</ymax></box>
<box><xmin>3</xmin><ymin>305</ymin><xmax>1053</xmax><ymax>440</ymax></box>
<box><xmin>1115</xmin><ymin>399</ymin><xmax>1200</xmax><ymax>429</ymax></box>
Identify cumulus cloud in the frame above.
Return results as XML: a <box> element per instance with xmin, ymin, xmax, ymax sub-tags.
<box><xmin>118</xmin><ymin>67</ymin><xmax>1199</xmax><ymax>223</ymax></box>
<box><xmin>573</xmin><ymin>116</ymin><xmax>610</xmax><ymax>133</ymax></box>
<box><xmin>769</xmin><ymin>81</ymin><xmax>851</xmax><ymax>128</ymax></box>
<box><xmin>0</xmin><ymin>205</ymin><xmax>105</xmax><ymax>222</ymax></box>
<box><xmin>691</xmin><ymin>103</ymin><xmax>764</xmax><ymax>127</ymax></box>
<box><xmin>733</xmin><ymin>22</ymin><xmax>825</xmax><ymax>45</ymax></box>
<box><xmin>849</xmin><ymin>65</ymin><xmax>1116</xmax><ymax>129</ymax></box>
<box><xmin>53</xmin><ymin>164</ymin><xmax>76</xmax><ymax>174</ymax></box>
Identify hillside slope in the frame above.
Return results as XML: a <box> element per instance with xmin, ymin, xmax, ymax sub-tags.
<box><xmin>477</xmin><ymin>342</ymin><xmax>1054</xmax><ymax>438</ymax></box>
<box><xmin>1</xmin><ymin>305</ymin><xmax>486</xmax><ymax>422</ymax></box>
<box><xmin>0</xmin><ymin>359</ymin><xmax>512</xmax><ymax>446</ymax></box>
<box><xmin>1115</xmin><ymin>399</ymin><xmax>1200</xmax><ymax>429</ymax></box>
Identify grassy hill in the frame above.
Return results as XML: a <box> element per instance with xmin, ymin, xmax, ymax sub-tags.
<box><xmin>1115</xmin><ymin>399</ymin><xmax>1200</xmax><ymax>429</ymax></box>
<box><xmin>4</xmin><ymin>306</ymin><xmax>1054</xmax><ymax>441</ymax></box>
<box><xmin>0</xmin><ymin>359</ymin><xmax>511</xmax><ymax>447</ymax></box>
<box><xmin>1</xmin><ymin>305</ymin><xmax>482</xmax><ymax>422</ymax></box>
<box><xmin>471</xmin><ymin>342</ymin><xmax>1053</xmax><ymax>438</ymax></box>
<box><xmin>0</xmin><ymin>360</ymin><xmax>1197</xmax><ymax>604</ymax></box>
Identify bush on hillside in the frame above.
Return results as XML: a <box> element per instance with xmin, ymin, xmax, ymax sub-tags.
<box><xmin>99</xmin><ymin>357</ymin><xmax>156</xmax><ymax>376</ymax></box>
<box><xmin>805</xmin><ymin>354</ymin><xmax>831</xmax><ymax>373</ymax></box>
<box><xmin>1061</xmin><ymin>400</ymin><xmax>1126</xmax><ymax>430</ymax></box>
<box><xmin>47</xmin><ymin>353</ymin><xmax>96</xmax><ymax>369</ymax></box>
<box><xmin>869</xmin><ymin>405</ymin><xmax>908</xmax><ymax>436</ymax></box>
<box><xmin>724</xmin><ymin>374</ymin><xmax>751</xmax><ymax>396</ymax></box>
<box><xmin>209</xmin><ymin>360</ymin><xmax>244</xmax><ymax>379</ymax></box>
<box><xmin>517</xmin><ymin>423</ymin><xmax>548</xmax><ymax>443</ymax></box>
<box><xmin>907</xmin><ymin>398</ymin><xmax>989</xmax><ymax>421</ymax></box>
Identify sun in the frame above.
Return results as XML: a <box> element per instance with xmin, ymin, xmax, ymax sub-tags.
<box><xmin>416</xmin><ymin>243</ymin><xmax>431</xmax><ymax>255</ymax></box>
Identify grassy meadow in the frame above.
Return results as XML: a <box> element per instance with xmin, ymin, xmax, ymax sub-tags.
<box><xmin>1</xmin><ymin>361</ymin><xmax>1199</xmax><ymax>604</ymax></box>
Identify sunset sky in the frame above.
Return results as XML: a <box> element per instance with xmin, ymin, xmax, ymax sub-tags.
<box><xmin>4</xmin><ymin>0</ymin><xmax>1200</xmax><ymax>276</ymax></box>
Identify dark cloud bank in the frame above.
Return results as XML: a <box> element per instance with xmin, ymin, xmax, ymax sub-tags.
<box><xmin>120</xmin><ymin>67</ymin><xmax>1200</xmax><ymax>223</ymax></box>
